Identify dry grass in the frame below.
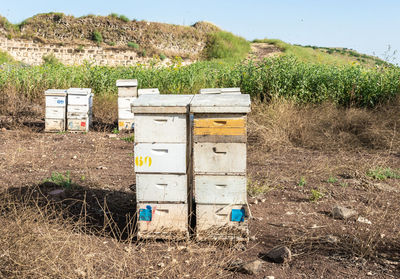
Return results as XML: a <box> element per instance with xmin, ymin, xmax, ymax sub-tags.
<box><xmin>248</xmin><ymin>97</ymin><xmax>400</xmax><ymax>152</ymax></box>
<box><xmin>0</xmin><ymin>186</ymin><xmax>240</xmax><ymax>279</ymax></box>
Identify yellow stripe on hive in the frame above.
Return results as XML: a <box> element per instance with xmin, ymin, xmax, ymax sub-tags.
<box><xmin>193</xmin><ymin>127</ymin><xmax>246</xmax><ymax>136</ymax></box>
<box><xmin>194</xmin><ymin>118</ymin><xmax>245</xmax><ymax>128</ymax></box>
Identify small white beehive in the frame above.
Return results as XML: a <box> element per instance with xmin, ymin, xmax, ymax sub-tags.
<box><xmin>66</xmin><ymin>88</ymin><xmax>93</xmax><ymax>132</ymax></box>
<box><xmin>116</xmin><ymin>79</ymin><xmax>138</xmax><ymax>131</ymax></box>
<box><xmin>44</xmin><ymin>89</ymin><xmax>67</xmax><ymax>132</ymax></box>
<box><xmin>190</xmin><ymin>93</ymin><xmax>251</xmax><ymax>242</ymax></box>
<box><xmin>131</xmin><ymin>94</ymin><xmax>194</xmax><ymax>240</ymax></box>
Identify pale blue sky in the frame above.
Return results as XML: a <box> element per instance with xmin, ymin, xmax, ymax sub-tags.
<box><xmin>0</xmin><ymin>0</ymin><xmax>398</xmax><ymax>63</ymax></box>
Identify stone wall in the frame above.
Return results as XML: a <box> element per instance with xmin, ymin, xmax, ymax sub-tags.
<box><xmin>0</xmin><ymin>36</ymin><xmax>180</xmax><ymax>66</ymax></box>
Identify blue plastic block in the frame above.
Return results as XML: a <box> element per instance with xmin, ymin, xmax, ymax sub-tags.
<box><xmin>139</xmin><ymin>205</ymin><xmax>152</xmax><ymax>221</ymax></box>
<box><xmin>231</xmin><ymin>208</ymin><xmax>245</xmax><ymax>222</ymax></box>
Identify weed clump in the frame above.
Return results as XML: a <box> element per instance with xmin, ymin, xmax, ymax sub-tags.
<box><xmin>91</xmin><ymin>30</ymin><xmax>103</xmax><ymax>44</ymax></box>
<box><xmin>204</xmin><ymin>31</ymin><xmax>250</xmax><ymax>61</ymax></box>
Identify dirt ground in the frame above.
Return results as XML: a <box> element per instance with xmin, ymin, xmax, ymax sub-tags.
<box><xmin>0</xmin><ymin>126</ymin><xmax>399</xmax><ymax>278</ymax></box>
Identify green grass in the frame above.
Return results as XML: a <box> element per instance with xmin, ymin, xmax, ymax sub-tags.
<box><xmin>0</xmin><ymin>55</ymin><xmax>398</xmax><ymax>107</ymax></box>
<box><xmin>247</xmin><ymin>179</ymin><xmax>271</xmax><ymax>197</ymax></box>
<box><xmin>298</xmin><ymin>177</ymin><xmax>306</xmax><ymax>187</ymax></box>
<box><xmin>327</xmin><ymin>175</ymin><xmax>338</xmax><ymax>183</ymax></box>
<box><xmin>204</xmin><ymin>31</ymin><xmax>251</xmax><ymax>61</ymax></box>
<box><xmin>121</xmin><ymin>134</ymin><xmax>135</xmax><ymax>143</ymax></box>
<box><xmin>0</xmin><ymin>50</ymin><xmax>15</xmax><ymax>64</ymax></box>
<box><xmin>127</xmin><ymin>42</ymin><xmax>139</xmax><ymax>49</ymax></box>
<box><xmin>91</xmin><ymin>30</ymin><xmax>103</xmax><ymax>44</ymax></box>
<box><xmin>309</xmin><ymin>189</ymin><xmax>323</xmax><ymax>202</ymax></box>
<box><xmin>367</xmin><ymin>167</ymin><xmax>400</xmax><ymax>180</ymax></box>
<box><xmin>253</xmin><ymin>38</ymin><xmax>388</xmax><ymax>67</ymax></box>
<box><xmin>44</xmin><ymin>171</ymin><xmax>72</xmax><ymax>189</ymax></box>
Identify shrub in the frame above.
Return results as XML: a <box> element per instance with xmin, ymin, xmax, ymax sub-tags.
<box><xmin>118</xmin><ymin>15</ymin><xmax>130</xmax><ymax>22</ymax></box>
<box><xmin>42</xmin><ymin>54</ymin><xmax>62</xmax><ymax>66</ymax></box>
<box><xmin>127</xmin><ymin>42</ymin><xmax>139</xmax><ymax>49</ymax></box>
<box><xmin>159</xmin><ymin>53</ymin><xmax>167</xmax><ymax>60</ymax></box>
<box><xmin>91</xmin><ymin>30</ymin><xmax>103</xmax><ymax>44</ymax></box>
<box><xmin>204</xmin><ymin>31</ymin><xmax>250</xmax><ymax>61</ymax></box>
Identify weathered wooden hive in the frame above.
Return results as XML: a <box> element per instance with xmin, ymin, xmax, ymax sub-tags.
<box><xmin>44</xmin><ymin>89</ymin><xmax>68</xmax><ymax>132</ymax></box>
<box><xmin>66</xmin><ymin>88</ymin><xmax>93</xmax><ymax>132</ymax></box>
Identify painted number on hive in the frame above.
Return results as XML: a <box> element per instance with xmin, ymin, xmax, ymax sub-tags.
<box><xmin>135</xmin><ymin>156</ymin><xmax>152</xmax><ymax>167</ymax></box>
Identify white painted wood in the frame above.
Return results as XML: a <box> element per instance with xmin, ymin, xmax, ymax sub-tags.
<box><xmin>190</xmin><ymin>94</ymin><xmax>251</xmax><ymax>113</ymax></box>
<box><xmin>193</xmin><ymin>143</ymin><xmax>246</xmax><ymax>174</ymax></box>
<box><xmin>138</xmin><ymin>88</ymin><xmax>160</xmax><ymax>95</ymax></box>
<box><xmin>118</xmin><ymin>119</ymin><xmax>134</xmax><ymax>130</ymax></box>
<box><xmin>68</xmin><ymin>95</ymin><xmax>90</xmax><ymax>106</ymax></box>
<box><xmin>196</xmin><ymin>204</ymin><xmax>248</xmax><ymax>240</ymax></box>
<box><xmin>132</xmin><ymin>94</ymin><xmax>194</xmax><ymax>110</ymax></box>
<box><xmin>136</xmin><ymin>174</ymin><xmax>187</xmax><ymax>202</ymax></box>
<box><xmin>45</xmin><ymin>107</ymin><xmax>66</xmax><ymax>119</ymax></box>
<box><xmin>116</xmin><ymin>79</ymin><xmax>138</xmax><ymax>87</ymax></box>
<box><xmin>199</xmin><ymin>88</ymin><xmax>241</xmax><ymax>94</ymax></box>
<box><xmin>45</xmin><ymin>89</ymin><xmax>68</xmax><ymax>96</ymax></box>
<box><xmin>67</xmin><ymin>88</ymin><xmax>92</xmax><ymax>95</ymax></box>
<box><xmin>118</xmin><ymin>108</ymin><xmax>135</xmax><ymax>119</ymax></box>
<box><xmin>45</xmin><ymin>95</ymin><xmax>67</xmax><ymax>107</ymax></box>
<box><xmin>134</xmin><ymin>143</ymin><xmax>187</xmax><ymax>174</ymax></box>
<box><xmin>118</xmin><ymin>97</ymin><xmax>136</xmax><ymax>109</ymax></box>
<box><xmin>67</xmin><ymin>118</ymin><xmax>89</xmax><ymax>132</ymax></box>
<box><xmin>67</xmin><ymin>111</ymin><xmax>89</xmax><ymax>119</ymax></box>
<box><xmin>118</xmin><ymin>87</ymin><xmax>138</xmax><ymax>97</ymax></box>
<box><xmin>67</xmin><ymin>105</ymin><xmax>89</xmax><ymax>114</ymax></box>
<box><xmin>134</xmin><ymin>114</ymin><xmax>187</xmax><ymax>143</ymax></box>
<box><xmin>194</xmin><ymin>175</ymin><xmax>247</xmax><ymax>204</ymax></box>
<box><xmin>45</xmin><ymin>119</ymin><xmax>65</xmax><ymax>132</ymax></box>
<box><xmin>137</xmin><ymin>203</ymin><xmax>188</xmax><ymax>238</ymax></box>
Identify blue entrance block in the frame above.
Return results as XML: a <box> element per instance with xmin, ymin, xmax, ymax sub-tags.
<box><xmin>231</xmin><ymin>208</ymin><xmax>245</xmax><ymax>222</ymax></box>
<box><xmin>139</xmin><ymin>205</ymin><xmax>152</xmax><ymax>221</ymax></box>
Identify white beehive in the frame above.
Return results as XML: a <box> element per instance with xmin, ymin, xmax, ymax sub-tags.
<box><xmin>190</xmin><ymin>93</ymin><xmax>251</xmax><ymax>241</ymax></box>
<box><xmin>138</xmin><ymin>88</ymin><xmax>160</xmax><ymax>96</ymax></box>
<box><xmin>66</xmin><ymin>88</ymin><xmax>93</xmax><ymax>132</ymax></box>
<box><xmin>132</xmin><ymin>94</ymin><xmax>194</xmax><ymax>239</ymax></box>
<box><xmin>44</xmin><ymin>89</ymin><xmax>67</xmax><ymax>132</ymax></box>
<box><xmin>199</xmin><ymin>88</ymin><xmax>241</xmax><ymax>94</ymax></box>
<box><xmin>117</xmin><ymin>79</ymin><xmax>138</xmax><ymax>131</ymax></box>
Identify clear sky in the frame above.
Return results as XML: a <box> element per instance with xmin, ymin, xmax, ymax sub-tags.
<box><xmin>0</xmin><ymin>0</ymin><xmax>398</xmax><ymax>63</ymax></box>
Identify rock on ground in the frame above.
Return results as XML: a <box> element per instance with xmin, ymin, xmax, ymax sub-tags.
<box><xmin>264</xmin><ymin>246</ymin><xmax>292</xmax><ymax>264</ymax></box>
<box><xmin>332</xmin><ymin>205</ymin><xmax>357</xmax><ymax>219</ymax></box>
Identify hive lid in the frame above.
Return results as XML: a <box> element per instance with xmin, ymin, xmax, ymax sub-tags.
<box><xmin>190</xmin><ymin>94</ymin><xmax>251</xmax><ymax>113</ymax></box>
<box><xmin>138</xmin><ymin>88</ymin><xmax>160</xmax><ymax>95</ymax></box>
<box><xmin>199</xmin><ymin>88</ymin><xmax>241</xmax><ymax>94</ymax></box>
<box><xmin>67</xmin><ymin>88</ymin><xmax>92</xmax><ymax>95</ymax></box>
<box><xmin>131</xmin><ymin>94</ymin><xmax>194</xmax><ymax>113</ymax></box>
<box><xmin>116</xmin><ymin>79</ymin><xmax>138</xmax><ymax>87</ymax></box>
<box><xmin>44</xmin><ymin>89</ymin><xmax>67</xmax><ymax>96</ymax></box>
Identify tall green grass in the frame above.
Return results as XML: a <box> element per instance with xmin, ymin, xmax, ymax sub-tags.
<box><xmin>0</xmin><ymin>56</ymin><xmax>399</xmax><ymax>107</ymax></box>
<box><xmin>204</xmin><ymin>31</ymin><xmax>251</xmax><ymax>61</ymax></box>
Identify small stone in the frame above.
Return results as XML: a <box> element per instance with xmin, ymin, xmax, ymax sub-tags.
<box><xmin>257</xmin><ymin>217</ymin><xmax>263</xmax><ymax>221</ymax></box>
<box><xmin>250</xmin><ymin>235</ymin><xmax>257</xmax><ymax>241</ymax></box>
<box><xmin>72</xmin><ymin>155</ymin><xmax>77</xmax><ymax>159</ymax></box>
<box><xmin>49</xmin><ymin>189</ymin><xmax>65</xmax><ymax>196</ymax></box>
<box><xmin>107</xmin><ymin>134</ymin><xmax>117</xmax><ymax>138</ymax></box>
<box><xmin>258</xmin><ymin>198</ymin><xmax>266</xmax><ymax>203</ymax></box>
<box><xmin>285</xmin><ymin>211</ymin><xmax>294</xmax><ymax>215</ymax></box>
<box><xmin>324</xmin><ymin>235</ymin><xmax>339</xmax><ymax>244</ymax></box>
<box><xmin>96</xmin><ymin>166</ymin><xmax>108</xmax><ymax>170</ymax></box>
<box><xmin>251</xmin><ymin>199</ymin><xmax>259</xmax><ymax>205</ymax></box>
<box><xmin>367</xmin><ymin>271</ymin><xmax>373</xmax><ymax>276</ymax></box>
<box><xmin>1</xmin><ymin>128</ymin><xmax>6</xmax><ymax>132</ymax></box>
<box><xmin>240</xmin><ymin>260</ymin><xmax>263</xmax><ymax>275</ymax></box>
<box><xmin>157</xmin><ymin>262</ymin><xmax>165</xmax><ymax>268</ymax></box>
<box><xmin>357</xmin><ymin>216</ymin><xmax>372</xmax><ymax>225</ymax></box>
<box><xmin>332</xmin><ymin>205</ymin><xmax>357</xmax><ymax>219</ymax></box>
<box><xmin>184</xmin><ymin>260</ymin><xmax>190</xmax><ymax>264</ymax></box>
<box><xmin>264</xmin><ymin>276</ymin><xmax>275</xmax><ymax>279</ymax></box>
<box><xmin>264</xmin><ymin>245</ymin><xmax>292</xmax><ymax>263</ymax></box>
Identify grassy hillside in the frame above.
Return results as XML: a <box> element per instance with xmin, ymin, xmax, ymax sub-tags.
<box><xmin>253</xmin><ymin>39</ymin><xmax>389</xmax><ymax>67</ymax></box>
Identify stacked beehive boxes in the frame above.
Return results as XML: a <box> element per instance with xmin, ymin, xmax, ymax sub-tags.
<box><xmin>131</xmin><ymin>94</ymin><xmax>194</xmax><ymax>239</ymax></box>
<box><xmin>190</xmin><ymin>93</ymin><xmax>251</xmax><ymax>241</ymax></box>
<box><xmin>44</xmin><ymin>89</ymin><xmax>68</xmax><ymax>132</ymax></box>
<box><xmin>66</xmin><ymin>88</ymin><xmax>93</xmax><ymax>132</ymax></box>
<box><xmin>116</xmin><ymin>79</ymin><xmax>138</xmax><ymax>131</ymax></box>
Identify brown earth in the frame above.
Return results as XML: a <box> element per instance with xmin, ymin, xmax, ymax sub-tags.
<box><xmin>0</xmin><ymin>103</ymin><xmax>399</xmax><ymax>278</ymax></box>
<box><xmin>248</xmin><ymin>43</ymin><xmax>282</xmax><ymax>61</ymax></box>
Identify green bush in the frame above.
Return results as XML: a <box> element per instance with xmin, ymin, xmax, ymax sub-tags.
<box><xmin>0</xmin><ymin>50</ymin><xmax>15</xmax><ymax>64</ymax></box>
<box><xmin>159</xmin><ymin>53</ymin><xmax>167</xmax><ymax>60</ymax></box>
<box><xmin>127</xmin><ymin>42</ymin><xmax>139</xmax><ymax>49</ymax></box>
<box><xmin>91</xmin><ymin>30</ymin><xmax>103</xmax><ymax>44</ymax></box>
<box><xmin>118</xmin><ymin>15</ymin><xmax>130</xmax><ymax>22</ymax></box>
<box><xmin>42</xmin><ymin>54</ymin><xmax>62</xmax><ymax>66</ymax></box>
<box><xmin>204</xmin><ymin>31</ymin><xmax>250</xmax><ymax>61</ymax></box>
